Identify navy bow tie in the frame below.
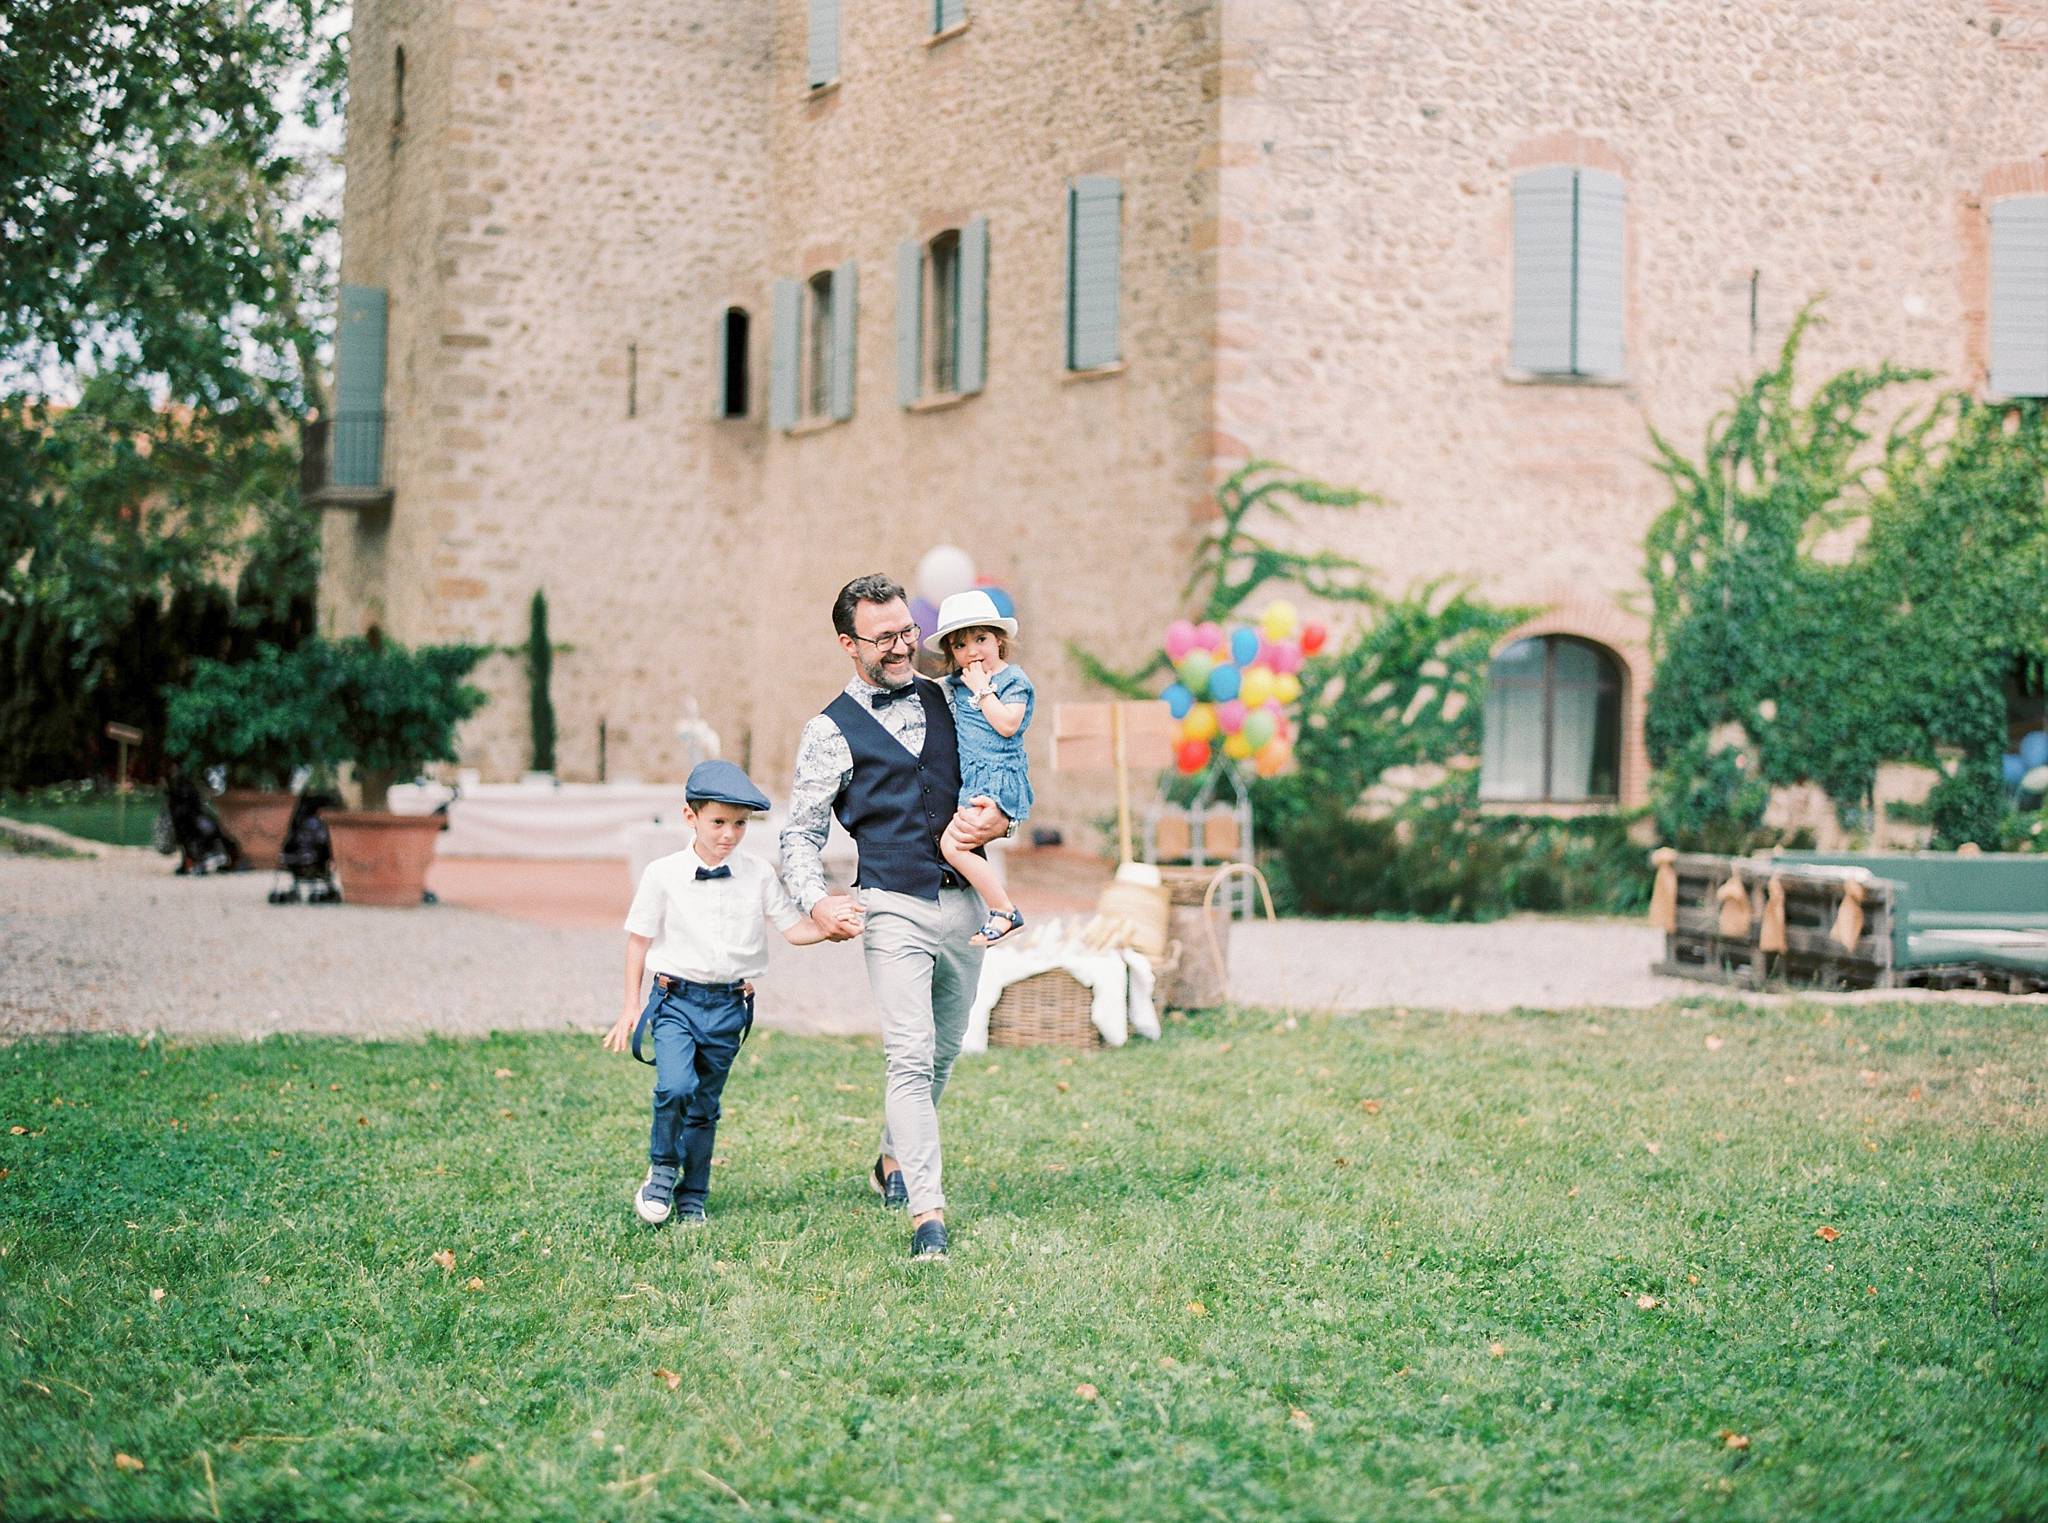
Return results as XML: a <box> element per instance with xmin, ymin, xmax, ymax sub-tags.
<box><xmin>695</xmin><ymin>865</ymin><xmax>732</xmax><ymax>881</ymax></box>
<box><xmin>870</xmin><ymin>684</ymin><xmax>916</xmax><ymax>709</ymax></box>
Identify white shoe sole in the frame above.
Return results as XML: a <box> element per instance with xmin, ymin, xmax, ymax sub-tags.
<box><xmin>634</xmin><ymin>1172</ymin><xmax>673</xmax><ymax>1225</ymax></box>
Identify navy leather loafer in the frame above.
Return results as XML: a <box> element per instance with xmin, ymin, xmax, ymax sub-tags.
<box><xmin>910</xmin><ymin>1219</ymin><xmax>948</xmax><ymax>1260</ymax></box>
<box><xmin>870</xmin><ymin>1155</ymin><xmax>908</xmax><ymax>1209</ymax></box>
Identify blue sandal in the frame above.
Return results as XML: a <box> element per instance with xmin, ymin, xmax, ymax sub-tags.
<box><xmin>973</xmin><ymin>908</ymin><xmax>1024</xmax><ymax>947</ymax></box>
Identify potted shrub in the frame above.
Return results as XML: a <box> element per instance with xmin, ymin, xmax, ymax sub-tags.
<box><xmin>324</xmin><ymin>636</ymin><xmax>489</xmax><ymax>907</ymax></box>
<box><xmin>163</xmin><ymin>644</ymin><xmax>334</xmax><ymax>868</ymax></box>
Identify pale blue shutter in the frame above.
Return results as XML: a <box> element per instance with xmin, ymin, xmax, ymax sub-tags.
<box><xmin>829</xmin><ymin>258</ymin><xmax>857</xmax><ymax>421</ymax></box>
<box><xmin>332</xmin><ymin>284</ymin><xmax>387</xmax><ymax>487</ymax></box>
<box><xmin>1989</xmin><ymin>196</ymin><xmax>2048</xmax><ymax>399</ymax></box>
<box><xmin>807</xmin><ymin>0</ymin><xmax>839</xmax><ymax>87</ymax></box>
<box><xmin>936</xmin><ymin>0</ymin><xmax>966</xmax><ymax>31</ymax></box>
<box><xmin>1511</xmin><ymin>167</ymin><xmax>1576</xmax><ymax>375</ymax></box>
<box><xmin>770</xmin><ymin>278</ymin><xmax>801</xmax><ymax>430</ymax></box>
<box><xmin>896</xmin><ymin>241</ymin><xmax>923</xmax><ymax>406</ymax></box>
<box><xmin>1573</xmin><ymin>169</ymin><xmax>1626</xmax><ymax>379</ymax></box>
<box><xmin>958</xmin><ymin>216</ymin><xmax>988</xmax><ymax>395</ymax></box>
<box><xmin>1066</xmin><ymin>177</ymin><xmax>1121</xmax><ymax>370</ymax></box>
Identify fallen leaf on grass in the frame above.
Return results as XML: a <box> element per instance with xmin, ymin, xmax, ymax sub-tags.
<box><xmin>1334</xmin><ymin>1156</ymin><xmax>1351</xmax><ymax>1168</ymax></box>
<box><xmin>1859</xmin><ymin>1069</ymin><xmax>1879</xmax><ymax>1086</ymax></box>
<box><xmin>984</xmin><ymin>1063</ymin><xmax>1000</xmax><ymax>1073</ymax></box>
<box><xmin>1075</xmin><ymin>1383</ymin><xmax>1099</xmax><ymax>1401</ymax></box>
<box><xmin>1359</xmin><ymin>1099</ymin><xmax>1382</xmax><ymax>1115</ymax></box>
<box><xmin>1158</xmin><ymin>1356</ymin><xmax>1178</xmax><ymax>1370</ymax></box>
<box><xmin>1867</xmin><ymin>1286</ymin><xmax>1878</xmax><ymax>1296</ymax></box>
<box><xmin>494</xmin><ymin>1068</ymin><xmax>513</xmax><ymax>1079</ymax></box>
<box><xmin>1055</xmin><ymin>1081</ymin><xmax>1070</xmax><ymax>1093</ymax></box>
<box><xmin>833</xmin><ymin>1083</ymin><xmax>858</xmax><ymax>1093</ymax></box>
<box><xmin>1044</xmin><ymin>1162</ymin><xmax>1067</xmax><ymax>1172</ymax></box>
<box><xmin>1704</xmin><ymin>1035</ymin><xmax>1725</xmax><ymax>1051</ymax></box>
<box><xmin>1289</xmin><ymin>1407</ymin><xmax>1315</xmax><ymax>1433</ymax></box>
<box><xmin>1643</xmin><ymin>1141</ymin><xmax>1662</xmax><ymax>1157</ymax></box>
<box><xmin>357</xmin><ymin>1116</ymin><xmax>369</xmax><ymax>1127</ymax></box>
<box><xmin>463</xmin><ymin>1453</ymin><xmax>488</xmax><ymax>1471</ymax></box>
<box><xmin>8</xmin><ymin>1126</ymin><xmax>25</xmax><ymax>1136</ymax></box>
<box><xmin>114</xmin><ymin>1453</ymin><xmax>144</xmax><ymax>1472</ymax></box>
<box><xmin>1815</xmin><ymin>1226</ymin><xmax>1841</xmax><ymax>1243</ymax></box>
<box><xmin>1567</xmin><ymin>1186</ymin><xmax>1581</xmax><ymax>1199</ymax></box>
<box><xmin>710</xmin><ymin>1156</ymin><xmax>727</xmax><ymax>1167</ymax></box>
<box><xmin>1186</xmin><ymin>1301</ymin><xmax>1207</xmax><ymax>1317</ymax></box>
<box><xmin>1907</xmin><ymin>1087</ymin><xmax>1922</xmax><ymax>1102</ymax></box>
<box><xmin>1687</xmin><ymin>1273</ymin><xmax>1700</xmax><ymax>1285</ymax></box>
<box><xmin>463</xmin><ymin>1277</ymin><xmax>485</xmax><ymax>1292</ymax></box>
<box><xmin>1636</xmin><ymin>1295</ymin><xmax>1660</xmax><ymax>1310</ymax></box>
<box><xmin>149</xmin><ymin>1288</ymin><xmax>165</xmax><ymax>1304</ymax></box>
<box><xmin>1217</xmin><ymin>1042</ymin><xmax>1233</xmax><ymax>1055</ymax></box>
<box><xmin>653</xmin><ymin>1368</ymin><xmax>681</xmax><ymax>1391</ymax></box>
<box><xmin>1720</xmin><ymin>1431</ymin><xmax>1750</xmax><ymax>1451</ymax></box>
<box><xmin>432</xmin><ymin>1250</ymin><xmax>457</xmax><ymax>1272</ymax></box>
<box><xmin>1488</xmin><ymin>1341</ymin><xmax>1506</xmax><ymax>1358</ymax></box>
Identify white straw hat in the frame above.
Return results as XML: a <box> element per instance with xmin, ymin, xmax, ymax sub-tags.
<box><xmin>924</xmin><ymin>588</ymin><xmax>1018</xmax><ymax>651</ymax></box>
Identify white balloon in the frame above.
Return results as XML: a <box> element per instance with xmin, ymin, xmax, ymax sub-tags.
<box><xmin>2023</xmin><ymin>764</ymin><xmax>2048</xmax><ymax>796</ymax></box>
<box><xmin>914</xmin><ymin>544</ymin><xmax>977</xmax><ymax>606</ymax></box>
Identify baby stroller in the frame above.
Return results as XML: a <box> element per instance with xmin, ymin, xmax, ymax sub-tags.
<box><xmin>159</xmin><ymin>775</ymin><xmax>240</xmax><ymax>875</ymax></box>
<box><xmin>269</xmin><ymin>789</ymin><xmax>343</xmax><ymax>904</ymax></box>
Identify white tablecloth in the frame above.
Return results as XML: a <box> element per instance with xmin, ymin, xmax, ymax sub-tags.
<box><xmin>388</xmin><ymin>781</ymin><xmax>689</xmax><ymax>859</ymax></box>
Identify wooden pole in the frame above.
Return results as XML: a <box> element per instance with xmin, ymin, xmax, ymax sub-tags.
<box><xmin>1112</xmin><ymin>702</ymin><xmax>1133</xmax><ymax>864</ymax></box>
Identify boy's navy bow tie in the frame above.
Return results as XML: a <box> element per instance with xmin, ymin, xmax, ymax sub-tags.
<box><xmin>695</xmin><ymin>865</ymin><xmax>732</xmax><ymax>881</ymax></box>
<box><xmin>869</xmin><ymin>684</ymin><xmax>916</xmax><ymax>708</ymax></box>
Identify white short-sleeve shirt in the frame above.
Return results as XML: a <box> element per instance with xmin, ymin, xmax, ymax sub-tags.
<box><xmin>623</xmin><ymin>847</ymin><xmax>803</xmax><ymax>984</ymax></box>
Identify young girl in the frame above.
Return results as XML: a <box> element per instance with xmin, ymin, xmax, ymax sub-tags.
<box><xmin>926</xmin><ymin>589</ymin><xmax>1034</xmax><ymax>946</ymax></box>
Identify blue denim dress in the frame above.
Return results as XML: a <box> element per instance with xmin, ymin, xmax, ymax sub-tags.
<box><xmin>948</xmin><ymin>664</ymin><xmax>1034</xmax><ymax>824</ymax></box>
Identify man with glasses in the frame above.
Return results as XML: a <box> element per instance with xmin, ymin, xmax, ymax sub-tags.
<box><xmin>781</xmin><ymin>573</ymin><xmax>1010</xmax><ymax>1260</ymax></box>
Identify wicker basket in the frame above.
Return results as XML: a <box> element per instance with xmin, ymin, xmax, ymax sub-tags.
<box><xmin>987</xmin><ymin>944</ymin><xmax>1181</xmax><ymax>1050</ymax></box>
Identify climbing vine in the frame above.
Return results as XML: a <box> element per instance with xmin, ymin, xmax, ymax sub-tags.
<box><xmin>1644</xmin><ymin>305</ymin><xmax>2048</xmax><ymax>849</ymax></box>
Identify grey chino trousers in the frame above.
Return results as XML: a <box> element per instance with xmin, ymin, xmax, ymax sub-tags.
<box><xmin>863</xmin><ymin>885</ymin><xmax>986</xmax><ymax>1216</ymax></box>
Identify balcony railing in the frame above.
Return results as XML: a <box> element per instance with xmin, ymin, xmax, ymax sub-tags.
<box><xmin>302</xmin><ymin>411</ymin><xmax>391</xmax><ymax>509</ymax></box>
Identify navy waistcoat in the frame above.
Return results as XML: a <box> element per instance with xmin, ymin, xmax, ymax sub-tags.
<box><xmin>826</xmin><ymin>678</ymin><xmax>978</xmax><ymax>900</ymax></box>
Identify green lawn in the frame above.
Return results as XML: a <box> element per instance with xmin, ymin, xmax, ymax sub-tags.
<box><xmin>0</xmin><ymin>785</ymin><xmax>153</xmax><ymax>847</ymax></box>
<box><xmin>3</xmin><ymin>1001</ymin><xmax>2043</xmax><ymax>1522</ymax></box>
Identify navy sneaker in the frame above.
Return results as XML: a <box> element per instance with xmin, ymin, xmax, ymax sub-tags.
<box><xmin>674</xmin><ymin>1201</ymin><xmax>707</xmax><ymax>1225</ymax></box>
<box><xmin>910</xmin><ymin>1219</ymin><xmax>948</xmax><ymax>1260</ymax></box>
<box><xmin>635</xmin><ymin>1165</ymin><xmax>677</xmax><ymax>1225</ymax></box>
<box><xmin>870</xmin><ymin>1155</ymin><xmax>908</xmax><ymax>1209</ymax></box>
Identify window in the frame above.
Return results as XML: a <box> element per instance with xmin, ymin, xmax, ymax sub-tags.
<box><xmin>332</xmin><ymin>284</ymin><xmax>388</xmax><ymax>487</ymax></box>
<box><xmin>807</xmin><ymin>0</ymin><xmax>839</xmax><ymax>88</ymax></box>
<box><xmin>1480</xmin><ymin>636</ymin><xmax>1622</xmax><ymax>803</ymax></box>
<box><xmin>806</xmin><ymin>271</ymin><xmax>834</xmax><ymax>417</ymax></box>
<box><xmin>769</xmin><ymin>262</ymin><xmax>856</xmax><ymax>430</ymax></box>
<box><xmin>717</xmin><ymin>307</ymin><xmax>749</xmax><ymax>418</ymax></box>
<box><xmin>392</xmin><ymin>46</ymin><xmax>407</xmax><ymax>130</ymax></box>
<box><xmin>933</xmin><ymin>0</ymin><xmax>966</xmax><ymax>34</ymax></box>
<box><xmin>1066</xmin><ymin>177</ymin><xmax>1122</xmax><ymax>371</ymax></box>
<box><xmin>1511</xmin><ymin>166</ymin><xmax>1625</xmax><ymax>380</ymax></box>
<box><xmin>1989</xmin><ymin>196</ymin><xmax>2048</xmax><ymax>398</ymax></box>
<box><xmin>928</xmin><ymin>231</ymin><xmax>960</xmax><ymax>394</ymax></box>
<box><xmin>896</xmin><ymin>220</ymin><xmax>987</xmax><ymax>404</ymax></box>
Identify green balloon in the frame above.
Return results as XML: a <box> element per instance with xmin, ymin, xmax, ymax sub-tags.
<box><xmin>1242</xmin><ymin>708</ymin><xmax>1277</xmax><ymax>748</ymax></box>
<box><xmin>1178</xmin><ymin>650</ymin><xmax>1215</xmax><ymax>690</ymax></box>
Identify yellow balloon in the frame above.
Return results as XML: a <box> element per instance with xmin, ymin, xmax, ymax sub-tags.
<box><xmin>1184</xmin><ymin>703</ymin><xmax>1218</xmax><ymax>742</ymax></box>
<box><xmin>1260</xmin><ymin>601</ymin><xmax>1299</xmax><ymax>641</ymax></box>
<box><xmin>1274</xmin><ymin>673</ymin><xmax>1302</xmax><ymax>705</ymax></box>
<box><xmin>1255</xmin><ymin>737</ymin><xmax>1291</xmax><ymax>777</ymax></box>
<box><xmin>1239</xmin><ymin>665</ymin><xmax>1276</xmax><ymax>709</ymax></box>
<box><xmin>1223</xmin><ymin>732</ymin><xmax>1254</xmax><ymax>760</ymax></box>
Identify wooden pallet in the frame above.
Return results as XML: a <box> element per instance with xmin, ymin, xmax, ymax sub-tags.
<box><xmin>1657</xmin><ymin>853</ymin><xmax>1897</xmax><ymax>991</ymax></box>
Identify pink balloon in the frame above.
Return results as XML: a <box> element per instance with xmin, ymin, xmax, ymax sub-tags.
<box><xmin>1270</xmin><ymin>640</ymin><xmax>1303</xmax><ymax>675</ymax></box>
<box><xmin>1164</xmin><ymin>619</ymin><xmax>1197</xmax><ymax>662</ymax></box>
<box><xmin>1195</xmin><ymin>621</ymin><xmax>1224</xmax><ymax>652</ymax></box>
<box><xmin>1216</xmin><ymin>699</ymin><xmax>1247</xmax><ymax>734</ymax></box>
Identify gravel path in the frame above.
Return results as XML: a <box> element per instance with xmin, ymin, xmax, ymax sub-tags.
<box><xmin>10</xmin><ymin>845</ymin><xmax>1996</xmax><ymax>1045</ymax></box>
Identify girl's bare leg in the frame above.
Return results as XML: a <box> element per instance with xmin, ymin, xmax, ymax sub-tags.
<box><xmin>941</xmin><ymin>818</ymin><xmax>1012</xmax><ymax>916</ymax></box>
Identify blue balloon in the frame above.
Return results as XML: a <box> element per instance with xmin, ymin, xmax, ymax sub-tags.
<box><xmin>1162</xmin><ymin>683</ymin><xmax>1194</xmax><ymax>719</ymax></box>
<box><xmin>1229</xmin><ymin>625</ymin><xmax>1260</xmax><ymax>668</ymax></box>
<box><xmin>2005</xmin><ymin>752</ymin><xmax>2029</xmax><ymax>787</ymax></box>
<box><xmin>1207</xmin><ymin>663</ymin><xmax>1242</xmax><ymax>703</ymax></box>
<box><xmin>981</xmin><ymin>584</ymin><xmax>1016</xmax><ymax>620</ymax></box>
<box><xmin>2021</xmin><ymin>730</ymin><xmax>2048</xmax><ymax>770</ymax></box>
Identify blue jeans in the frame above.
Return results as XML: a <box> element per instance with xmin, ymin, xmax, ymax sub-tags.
<box><xmin>635</xmin><ymin>982</ymin><xmax>752</xmax><ymax>1208</ymax></box>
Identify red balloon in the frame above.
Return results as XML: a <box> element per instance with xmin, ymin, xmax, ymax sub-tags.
<box><xmin>1301</xmin><ymin>621</ymin><xmax>1327</xmax><ymax>655</ymax></box>
<box><xmin>1175</xmin><ymin>738</ymin><xmax>1210</xmax><ymax>775</ymax></box>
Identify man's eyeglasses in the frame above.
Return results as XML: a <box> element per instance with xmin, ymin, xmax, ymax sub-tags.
<box><xmin>849</xmin><ymin>624</ymin><xmax>921</xmax><ymax>652</ymax></box>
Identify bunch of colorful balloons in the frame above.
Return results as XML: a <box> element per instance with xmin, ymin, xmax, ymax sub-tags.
<box><xmin>1158</xmin><ymin>601</ymin><xmax>1327</xmax><ymax>777</ymax></box>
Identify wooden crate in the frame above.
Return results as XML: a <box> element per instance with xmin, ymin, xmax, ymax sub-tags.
<box><xmin>1655</xmin><ymin>853</ymin><xmax>1897</xmax><ymax>991</ymax></box>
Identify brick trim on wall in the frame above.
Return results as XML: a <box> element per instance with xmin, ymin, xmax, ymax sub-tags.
<box><xmin>1958</xmin><ymin>154</ymin><xmax>2048</xmax><ymax>392</ymax></box>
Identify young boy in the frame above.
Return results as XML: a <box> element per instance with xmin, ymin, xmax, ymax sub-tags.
<box><xmin>603</xmin><ymin>759</ymin><xmax>833</xmax><ymax>1224</ymax></box>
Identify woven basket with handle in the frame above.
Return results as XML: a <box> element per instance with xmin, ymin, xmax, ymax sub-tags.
<box><xmin>987</xmin><ymin>943</ymin><xmax>1181</xmax><ymax>1049</ymax></box>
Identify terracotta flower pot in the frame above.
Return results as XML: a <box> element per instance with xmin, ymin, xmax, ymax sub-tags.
<box><xmin>213</xmin><ymin>789</ymin><xmax>296</xmax><ymax>869</ymax></box>
<box><xmin>327</xmin><ymin>810</ymin><xmax>443</xmax><ymax>907</ymax></box>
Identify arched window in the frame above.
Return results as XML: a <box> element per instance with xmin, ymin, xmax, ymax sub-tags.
<box><xmin>393</xmin><ymin>46</ymin><xmax>407</xmax><ymax>131</ymax></box>
<box><xmin>717</xmin><ymin>307</ymin><xmax>749</xmax><ymax>418</ymax></box>
<box><xmin>1480</xmin><ymin>636</ymin><xmax>1622</xmax><ymax>803</ymax></box>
